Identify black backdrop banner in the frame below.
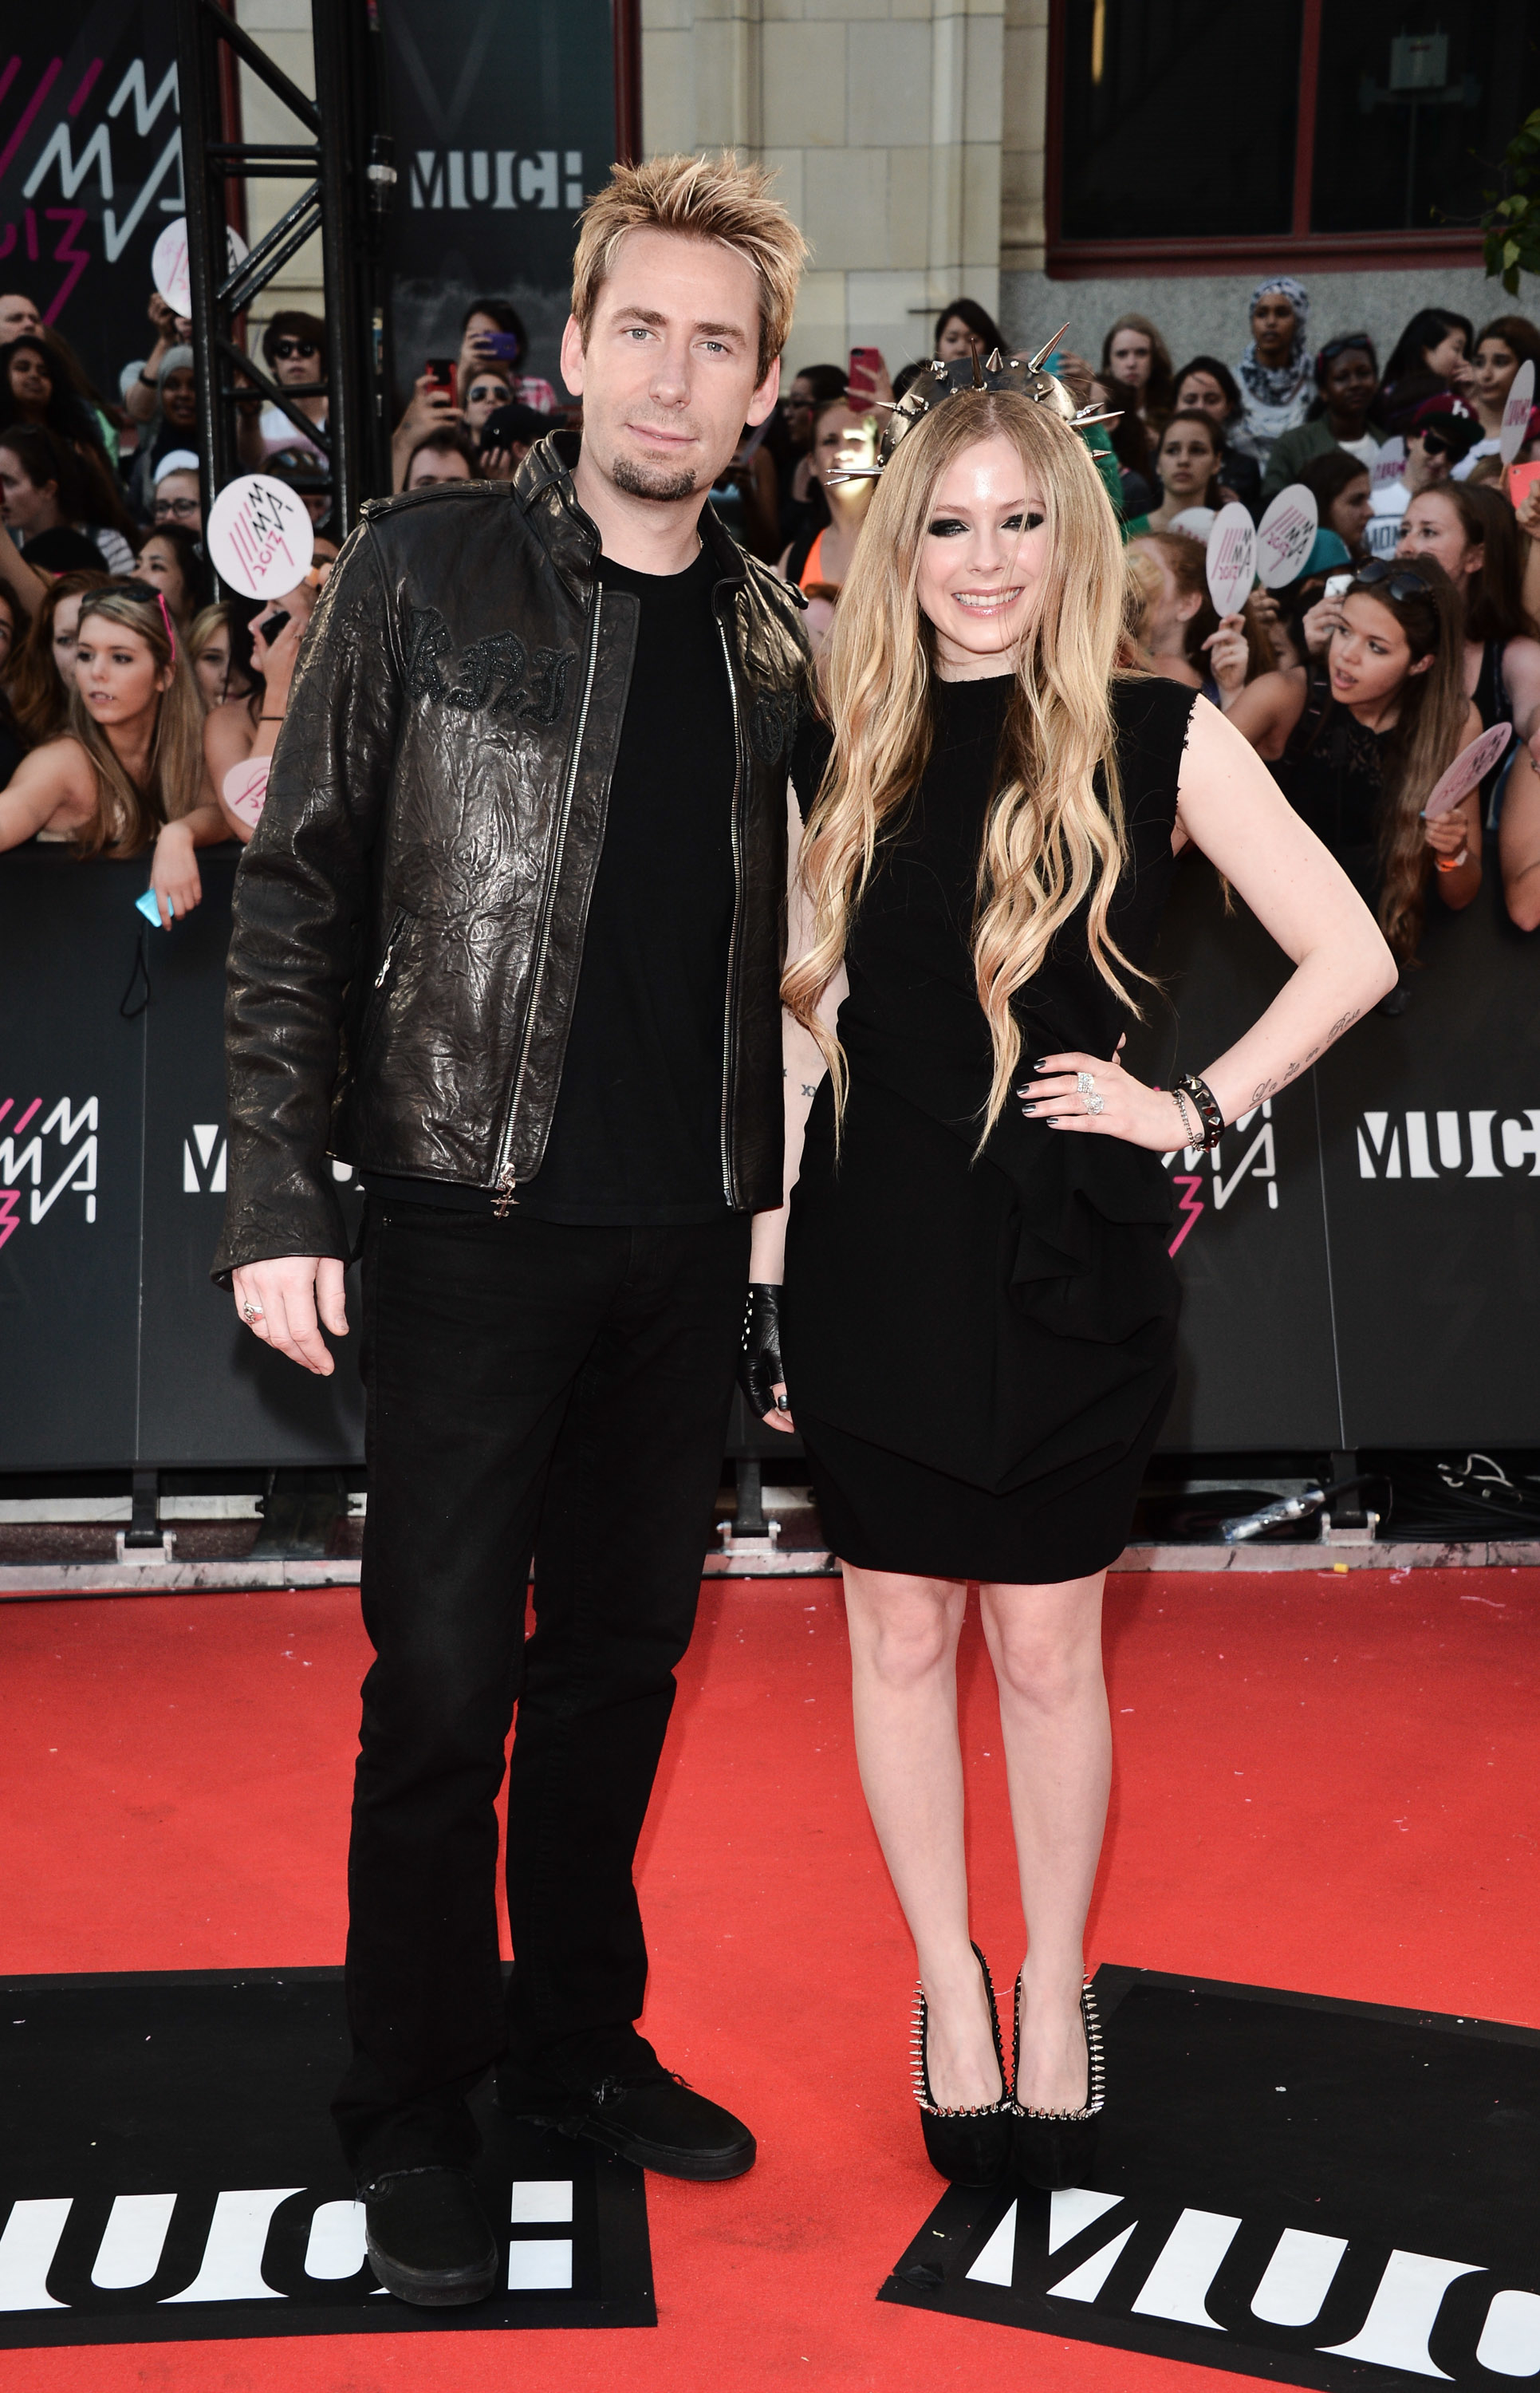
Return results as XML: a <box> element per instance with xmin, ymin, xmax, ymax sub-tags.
<box><xmin>0</xmin><ymin>842</ymin><xmax>1536</xmax><ymax>1473</ymax></box>
<box><xmin>1125</xmin><ymin>850</ymin><xmax>1540</xmax><ymax>1451</ymax></box>
<box><xmin>0</xmin><ymin>847</ymin><xmax>362</xmax><ymax>1472</ymax></box>
<box><xmin>378</xmin><ymin>0</ymin><xmax>616</xmax><ymax>408</ymax></box>
<box><xmin>0</xmin><ymin>1</ymin><xmax>180</xmax><ymax>403</ymax></box>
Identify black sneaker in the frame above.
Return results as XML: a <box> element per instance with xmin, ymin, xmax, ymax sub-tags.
<box><xmin>500</xmin><ymin>2060</ymin><xmax>756</xmax><ymax>2182</ymax></box>
<box><xmin>362</xmin><ymin>2166</ymin><xmax>498</xmax><ymax>2306</ymax></box>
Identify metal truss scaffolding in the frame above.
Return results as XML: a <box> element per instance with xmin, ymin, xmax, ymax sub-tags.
<box><xmin>173</xmin><ymin>0</ymin><xmax>393</xmax><ymax>545</ymax></box>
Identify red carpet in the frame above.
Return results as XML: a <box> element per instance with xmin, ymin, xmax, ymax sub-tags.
<box><xmin>2</xmin><ymin>1564</ymin><xmax>1537</xmax><ymax>2391</ymax></box>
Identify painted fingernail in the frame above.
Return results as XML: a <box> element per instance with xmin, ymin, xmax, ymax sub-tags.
<box><xmin>1021</xmin><ymin>1102</ymin><xmax>1038</xmax><ymax>1115</ymax></box>
<box><xmin>1033</xmin><ymin>1059</ymin><xmax>1051</xmax><ymax>1073</ymax></box>
<box><xmin>1043</xmin><ymin>1116</ymin><xmax>1059</xmax><ymax>1128</ymax></box>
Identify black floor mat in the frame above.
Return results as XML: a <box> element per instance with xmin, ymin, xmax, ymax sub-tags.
<box><xmin>0</xmin><ymin>1968</ymin><xmax>653</xmax><ymax>2347</ymax></box>
<box><xmin>882</xmin><ymin>1967</ymin><xmax>1540</xmax><ymax>2392</ymax></box>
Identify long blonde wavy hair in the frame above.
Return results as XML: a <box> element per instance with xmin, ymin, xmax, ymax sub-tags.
<box><xmin>64</xmin><ymin>582</ymin><xmax>205</xmax><ymax>857</ymax></box>
<box><xmin>782</xmin><ymin>388</ymin><xmax>1135</xmax><ymax>1142</ymax></box>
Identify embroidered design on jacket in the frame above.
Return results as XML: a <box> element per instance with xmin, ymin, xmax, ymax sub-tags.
<box><xmin>749</xmin><ymin>688</ymin><xmax>801</xmax><ymax>767</ymax></box>
<box><xmin>404</xmin><ymin>606</ymin><xmax>573</xmax><ymax>727</ymax></box>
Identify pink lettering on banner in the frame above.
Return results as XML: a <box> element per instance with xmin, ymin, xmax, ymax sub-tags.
<box><xmin>65</xmin><ymin>56</ymin><xmax>101</xmax><ymax>116</ymax></box>
<box><xmin>0</xmin><ymin>1095</ymin><xmax>41</xmax><ymax>1249</ymax></box>
<box><xmin>43</xmin><ymin>205</ymin><xmax>87</xmax><ymax>317</ymax></box>
<box><xmin>1168</xmin><ymin>1174</ymin><xmax>1204</xmax><ymax>1256</ymax></box>
<box><xmin>0</xmin><ymin>57</ymin><xmax>62</xmax><ymax>183</ymax></box>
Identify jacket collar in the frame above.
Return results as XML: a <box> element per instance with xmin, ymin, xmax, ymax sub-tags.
<box><xmin>515</xmin><ymin>429</ymin><xmax>747</xmax><ymax>604</ymax></box>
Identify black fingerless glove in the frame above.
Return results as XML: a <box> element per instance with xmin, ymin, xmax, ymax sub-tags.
<box><xmin>738</xmin><ymin>1282</ymin><xmax>788</xmax><ymax>1418</ymax></box>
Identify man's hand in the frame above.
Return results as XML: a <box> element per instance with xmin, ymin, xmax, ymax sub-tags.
<box><xmin>231</xmin><ymin>1256</ymin><xmax>349</xmax><ymax>1374</ymax></box>
<box><xmin>738</xmin><ymin>1283</ymin><xmax>795</xmax><ymax>1432</ymax></box>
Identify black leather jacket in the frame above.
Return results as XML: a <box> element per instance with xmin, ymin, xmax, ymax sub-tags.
<box><xmin>214</xmin><ymin>435</ymin><xmax>811</xmax><ymax>1276</ymax></box>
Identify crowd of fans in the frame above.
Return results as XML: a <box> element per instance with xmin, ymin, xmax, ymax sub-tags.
<box><xmin>0</xmin><ymin>274</ymin><xmax>1537</xmax><ymax>948</ymax></box>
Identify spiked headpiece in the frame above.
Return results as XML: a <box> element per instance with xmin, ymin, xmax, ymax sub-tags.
<box><xmin>825</xmin><ymin>329</ymin><xmax>1119</xmax><ymax>484</ymax></box>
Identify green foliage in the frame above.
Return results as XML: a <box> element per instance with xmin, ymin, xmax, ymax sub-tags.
<box><xmin>1483</xmin><ymin>108</ymin><xmax>1540</xmax><ymax>294</ymax></box>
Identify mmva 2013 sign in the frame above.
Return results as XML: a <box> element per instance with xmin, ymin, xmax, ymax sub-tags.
<box><xmin>0</xmin><ymin>6</ymin><xmax>181</xmax><ymax>401</ymax></box>
<box><xmin>0</xmin><ymin>1097</ymin><xmax>97</xmax><ymax>1243</ymax></box>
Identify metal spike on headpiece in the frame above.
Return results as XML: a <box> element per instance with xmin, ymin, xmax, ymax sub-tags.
<box><xmin>823</xmin><ymin>328</ymin><xmax>1092</xmax><ymax>483</ymax></box>
<box><xmin>1026</xmin><ymin>325</ymin><xmax>1071</xmax><ymax>373</ymax></box>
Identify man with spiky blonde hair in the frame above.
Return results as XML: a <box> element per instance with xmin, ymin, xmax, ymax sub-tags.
<box><xmin>218</xmin><ymin>153</ymin><xmax>809</xmax><ymax>2303</ymax></box>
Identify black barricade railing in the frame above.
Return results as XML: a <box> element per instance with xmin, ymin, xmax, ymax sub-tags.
<box><xmin>0</xmin><ymin>842</ymin><xmax>1536</xmax><ymax>1473</ymax></box>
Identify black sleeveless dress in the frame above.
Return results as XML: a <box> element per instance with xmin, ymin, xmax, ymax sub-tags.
<box><xmin>782</xmin><ymin>672</ymin><xmax>1195</xmax><ymax>1584</ymax></box>
<box><xmin>1270</xmin><ymin>656</ymin><xmax>1388</xmax><ymax>904</ymax></box>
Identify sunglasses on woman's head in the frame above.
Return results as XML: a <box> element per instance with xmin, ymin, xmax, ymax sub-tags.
<box><xmin>272</xmin><ymin>339</ymin><xmax>318</xmax><ymax>361</ymax></box>
<box><xmin>1353</xmin><ymin>560</ymin><xmax>1434</xmax><ymax>603</ymax></box>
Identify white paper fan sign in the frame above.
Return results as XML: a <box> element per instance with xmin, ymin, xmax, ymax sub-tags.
<box><xmin>207</xmin><ymin>473</ymin><xmax>313</xmax><ymax>601</ymax></box>
<box><xmin>1255</xmin><ymin>485</ymin><xmax>1319</xmax><ymax>589</ymax></box>
<box><xmin>1165</xmin><ymin>506</ymin><xmax>1216</xmax><ymax>543</ymax></box>
<box><xmin>1422</xmin><ymin>722</ymin><xmax>1512</xmax><ymax>819</ymax></box>
<box><xmin>1205</xmin><ymin>503</ymin><xmax>1257</xmax><ymax>617</ymax></box>
<box><xmin>1370</xmin><ymin>436</ymin><xmax>1406</xmax><ymax>491</ymax></box>
<box><xmin>152</xmin><ymin>218</ymin><xmax>249</xmax><ymax>318</ymax></box>
<box><xmin>223</xmin><ymin>756</ymin><xmax>271</xmax><ymax>830</ymax></box>
<box><xmin>1500</xmin><ymin>357</ymin><xmax>1536</xmax><ymax>465</ymax></box>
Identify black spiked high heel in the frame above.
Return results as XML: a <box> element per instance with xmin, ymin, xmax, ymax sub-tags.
<box><xmin>1010</xmin><ymin>1976</ymin><xmax>1105</xmax><ymax>2190</ymax></box>
<box><xmin>911</xmin><ymin>1942</ymin><xmax>1012</xmax><ymax>2186</ymax></box>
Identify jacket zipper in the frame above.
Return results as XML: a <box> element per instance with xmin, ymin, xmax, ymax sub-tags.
<box><xmin>715</xmin><ymin>608</ymin><xmax>745</xmax><ymax>1210</ymax></box>
<box><xmin>372</xmin><ymin>909</ymin><xmax>406</xmax><ymax>990</ymax></box>
<box><xmin>491</xmin><ymin>586</ymin><xmax>606</xmax><ymax>1209</ymax></box>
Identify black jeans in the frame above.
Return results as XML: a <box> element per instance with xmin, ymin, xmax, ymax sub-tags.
<box><xmin>333</xmin><ymin>1200</ymin><xmax>750</xmax><ymax>2179</ymax></box>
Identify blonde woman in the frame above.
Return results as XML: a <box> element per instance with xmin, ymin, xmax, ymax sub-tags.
<box><xmin>0</xmin><ymin>580</ymin><xmax>223</xmax><ymax>920</ymax></box>
<box><xmin>742</xmin><ymin>371</ymin><xmax>1395</xmax><ymax>2194</ymax></box>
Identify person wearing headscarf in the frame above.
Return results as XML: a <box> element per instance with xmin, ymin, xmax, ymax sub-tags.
<box><xmin>126</xmin><ymin>344</ymin><xmax>200</xmax><ymax>523</ymax></box>
<box><xmin>1232</xmin><ymin>278</ymin><xmax>1312</xmax><ymax>467</ymax></box>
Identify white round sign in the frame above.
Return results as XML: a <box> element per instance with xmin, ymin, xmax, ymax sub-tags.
<box><xmin>223</xmin><ymin>757</ymin><xmax>271</xmax><ymax>830</ymax></box>
<box><xmin>206</xmin><ymin>473</ymin><xmax>313</xmax><ymax>601</ymax></box>
<box><xmin>1255</xmin><ymin>484</ymin><xmax>1319</xmax><ymax>589</ymax></box>
<box><xmin>1423</xmin><ymin>722</ymin><xmax>1512</xmax><ymax>820</ymax></box>
<box><xmin>1205</xmin><ymin>502</ymin><xmax>1257</xmax><ymax>617</ymax></box>
<box><xmin>1165</xmin><ymin>506</ymin><xmax>1216</xmax><ymax>544</ymax></box>
<box><xmin>152</xmin><ymin>219</ymin><xmax>249</xmax><ymax>319</ymax></box>
<box><xmin>1500</xmin><ymin>357</ymin><xmax>1536</xmax><ymax>465</ymax></box>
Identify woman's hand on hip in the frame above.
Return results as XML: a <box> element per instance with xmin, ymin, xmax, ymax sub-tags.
<box><xmin>1018</xmin><ymin>1037</ymin><xmax>1184</xmax><ymax>1153</ymax></box>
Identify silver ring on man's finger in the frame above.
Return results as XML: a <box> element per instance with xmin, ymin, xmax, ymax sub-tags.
<box><xmin>242</xmin><ymin>1302</ymin><xmax>264</xmax><ymax>1321</ymax></box>
<box><xmin>1085</xmin><ymin>1092</ymin><xmax>1105</xmax><ymax>1115</ymax></box>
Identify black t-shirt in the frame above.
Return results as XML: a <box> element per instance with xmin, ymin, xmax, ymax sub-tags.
<box><xmin>364</xmin><ymin>541</ymin><xmax>738</xmax><ymax>1224</ymax></box>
